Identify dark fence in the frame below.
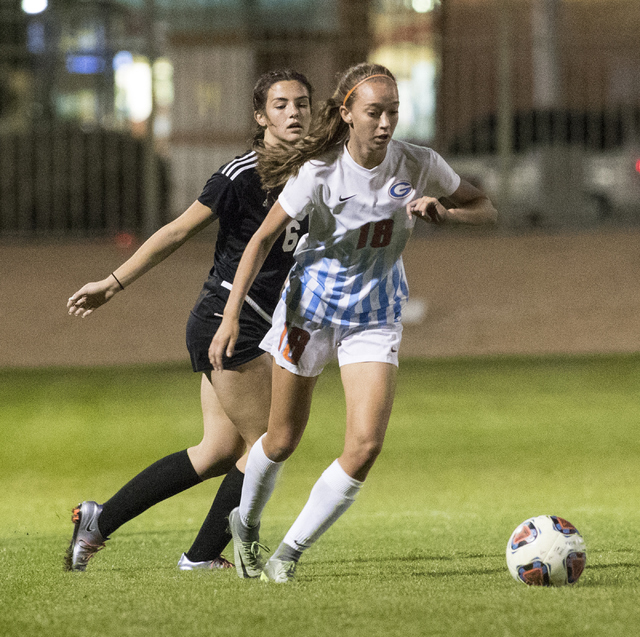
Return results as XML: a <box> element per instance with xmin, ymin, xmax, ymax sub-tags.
<box><xmin>0</xmin><ymin>124</ymin><xmax>169</xmax><ymax>237</ymax></box>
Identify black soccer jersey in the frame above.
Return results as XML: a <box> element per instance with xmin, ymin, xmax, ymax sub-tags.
<box><xmin>193</xmin><ymin>150</ymin><xmax>308</xmax><ymax>322</ymax></box>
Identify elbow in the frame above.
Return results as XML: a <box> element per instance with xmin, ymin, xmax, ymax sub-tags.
<box><xmin>478</xmin><ymin>197</ymin><xmax>498</xmax><ymax>225</ymax></box>
<box><xmin>253</xmin><ymin>229</ymin><xmax>280</xmax><ymax>259</ymax></box>
<box><xmin>153</xmin><ymin>218</ymin><xmax>189</xmax><ymax>247</ymax></box>
<box><xmin>486</xmin><ymin>202</ymin><xmax>498</xmax><ymax>225</ymax></box>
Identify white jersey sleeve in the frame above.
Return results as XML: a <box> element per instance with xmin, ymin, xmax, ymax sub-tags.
<box><xmin>278</xmin><ymin>162</ymin><xmax>318</xmax><ymax>221</ymax></box>
<box><xmin>424</xmin><ymin>149</ymin><xmax>461</xmax><ymax>199</ymax></box>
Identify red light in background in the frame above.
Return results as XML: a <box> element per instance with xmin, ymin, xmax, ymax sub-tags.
<box><xmin>636</xmin><ymin>159</ymin><xmax>640</xmax><ymax>174</ymax></box>
<box><xmin>114</xmin><ymin>232</ymin><xmax>136</xmax><ymax>249</ymax></box>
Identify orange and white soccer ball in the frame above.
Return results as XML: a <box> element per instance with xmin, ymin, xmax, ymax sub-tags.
<box><xmin>506</xmin><ymin>515</ymin><xmax>587</xmax><ymax>586</ymax></box>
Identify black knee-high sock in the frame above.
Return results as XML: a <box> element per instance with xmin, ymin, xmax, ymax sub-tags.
<box><xmin>185</xmin><ymin>466</ymin><xmax>244</xmax><ymax>562</ymax></box>
<box><xmin>98</xmin><ymin>449</ymin><xmax>202</xmax><ymax>538</ymax></box>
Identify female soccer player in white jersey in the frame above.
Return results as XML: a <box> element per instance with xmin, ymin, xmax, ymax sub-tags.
<box><xmin>64</xmin><ymin>70</ymin><xmax>312</xmax><ymax>572</ymax></box>
<box><xmin>210</xmin><ymin>62</ymin><xmax>497</xmax><ymax>583</ymax></box>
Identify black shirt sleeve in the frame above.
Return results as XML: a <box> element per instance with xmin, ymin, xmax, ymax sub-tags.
<box><xmin>197</xmin><ymin>172</ymin><xmax>234</xmax><ymax>213</ymax></box>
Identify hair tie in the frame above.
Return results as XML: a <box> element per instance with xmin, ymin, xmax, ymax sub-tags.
<box><xmin>111</xmin><ymin>272</ymin><xmax>125</xmax><ymax>290</ymax></box>
<box><xmin>342</xmin><ymin>74</ymin><xmax>394</xmax><ymax>106</ymax></box>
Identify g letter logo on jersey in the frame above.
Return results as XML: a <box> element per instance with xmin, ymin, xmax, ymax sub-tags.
<box><xmin>388</xmin><ymin>181</ymin><xmax>413</xmax><ymax>199</ymax></box>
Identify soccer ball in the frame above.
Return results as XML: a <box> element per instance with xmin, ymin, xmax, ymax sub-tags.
<box><xmin>506</xmin><ymin>515</ymin><xmax>587</xmax><ymax>586</ymax></box>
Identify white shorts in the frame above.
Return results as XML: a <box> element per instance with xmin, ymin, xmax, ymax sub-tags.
<box><xmin>260</xmin><ymin>299</ymin><xmax>403</xmax><ymax>377</ymax></box>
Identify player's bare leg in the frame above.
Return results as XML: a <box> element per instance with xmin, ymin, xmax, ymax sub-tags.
<box><xmin>262</xmin><ymin>362</ymin><xmax>396</xmax><ymax>582</ymax></box>
<box><xmin>186</xmin><ymin>372</ymin><xmax>246</xmax><ymax>478</ymax></box>
<box><xmin>261</xmin><ymin>363</ymin><xmax>318</xmax><ymax>463</ymax></box>
<box><xmin>181</xmin><ymin>355</ymin><xmax>273</xmax><ymax>568</ymax></box>
<box><xmin>204</xmin><ymin>352</ymin><xmax>273</xmax><ymax>469</ymax></box>
<box><xmin>230</xmin><ymin>363</ymin><xmax>317</xmax><ymax>578</ymax></box>
<box><xmin>338</xmin><ymin>361</ymin><xmax>397</xmax><ymax>481</ymax></box>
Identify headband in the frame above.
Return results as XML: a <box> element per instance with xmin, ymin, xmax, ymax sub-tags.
<box><xmin>342</xmin><ymin>74</ymin><xmax>395</xmax><ymax>106</ymax></box>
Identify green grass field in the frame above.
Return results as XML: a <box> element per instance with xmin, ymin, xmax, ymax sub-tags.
<box><xmin>1</xmin><ymin>355</ymin><xmax>639</xmax><ymax>636</ymax></box>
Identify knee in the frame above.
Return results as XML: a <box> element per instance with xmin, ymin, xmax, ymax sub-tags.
<box><xmin>188</xmin><ymin>440</ymin><xmax>244</xmax><ymax>480</ymax></box>
<box><xmin>345</xmin><ymin>436</ymin><xmax>384</xmax><ymax>470</ymax></box>
<box><xmin>360</xmin><ymin>438</ymin><xmax>384</xmax><ymax>465</ymax></box>
<box><xmin>262</xmin><ymin>432</ymin><xmax>298</xmax><ymax>463</ymax></box>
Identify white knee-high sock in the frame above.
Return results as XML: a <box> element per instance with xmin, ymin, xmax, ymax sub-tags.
<box><xmin>239</xmin><ymin>434</ymin><xmax>284</xmax><ymax>528</ymax></box>
<box><xmin>282</xmin><ymin>459</ymin><xmax>363</xmax><ymax>552</ymax></box>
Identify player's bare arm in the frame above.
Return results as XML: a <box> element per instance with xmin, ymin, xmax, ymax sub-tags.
<box><xmin>407</xmin><ymin>178</ymin><xmax>497</xmax><ymax>225</ymax></box>
<box><xmin>209</xmin><ymin>202</ymin><xmax>291</xmax><ymax>370</ymax></box>
<box><xmin>67</xmin><ymin>200</ymin><xmax>216</xmax><ymax>318</ymax></box>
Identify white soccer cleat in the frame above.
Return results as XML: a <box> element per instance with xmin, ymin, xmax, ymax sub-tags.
<box><xmin>64</xmin><ymin>501</ymin><xmax>107</xmax><ymax>572</ymax></box>
<box><xmin>177</xmin><ymin>553</ymin><xmax>234</xmax><ymax>570</ymax></box>
<box><xmin>260</xmin><ymin>556</ymin><xmax>297</xmax><ymax>583</ymax></box>
<box><xmin>228</xmin><ymin>508</ymin><xmax>269</xmax><ymax>578</ymax></box>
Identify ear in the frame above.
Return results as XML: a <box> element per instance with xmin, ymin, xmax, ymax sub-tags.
<box><xmin>339</xmin><ymin>105</ymin><xmax>352</xmax><ymax>126</ymax></box>
<box><xmin>254</xmin><ymin>110</ymin><xmax>267</xmax><ymax>128</ymax></box>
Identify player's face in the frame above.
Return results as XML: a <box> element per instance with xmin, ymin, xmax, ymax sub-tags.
<box><xmin>256</xmin><ymin>80</ymin><xmax>312</xmax><ymax>146</ymax></box>
<box><xmin>341</xmin><ymin>79</ymin><xmax>399</xmax><ymax>156</ymax></box>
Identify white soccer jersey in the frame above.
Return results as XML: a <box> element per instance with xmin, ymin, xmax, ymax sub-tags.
<box><xmin>278</xmin><ymin>139</ymin><xmax>461</xmax><ymax>327</ymax></box>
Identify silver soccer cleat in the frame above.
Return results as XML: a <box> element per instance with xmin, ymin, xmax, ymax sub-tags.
<box><xmin>260</xmin><ymin>556</ymin><xmax>297</xmax><ymax>583</ymax></box>
<box><xmin>177</xmin><ymin>553</ymin><xmax>234</xmax><ymax>570</ymax></box>
<box><xmin>64</xmin><ymin>501</ymin><xmax>107</xmax><ymax>572</ymax></box>
<box><xmin>228</xmin><ymin>507</ymin><xmax>269</xmax><ymax>579</ymax></box>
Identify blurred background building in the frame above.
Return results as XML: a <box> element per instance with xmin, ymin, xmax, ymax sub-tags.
<box><xmin>0</xmin><ymin>0</ymin><xmax>638</xmax><ymax>237</ymax></box>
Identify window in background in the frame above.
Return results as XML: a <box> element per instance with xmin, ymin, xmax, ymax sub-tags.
<box><xmin>54</xmin><ymin>90</ymin><xmax>97</xmax><ymax>121</ymax></box>
<box><xmin>370</xmin><ymin>0</ymin><xmax>440</xmax><ymax>143</ymax></box>
<box><xmin>114</xmin><ymin>52</ymin><xmax>174</xmax><ymax>136</ymax></box>
<box><xmin>50</xmin><ymin>16</ymin><xmax>113</xmax><ymax>123</ymax></box>
<box><xmin>153</xmin><ymin>58</ymin><xmax>174</xmax><ymax>138</ymax></box>
<box><xmin>114</xmin><ymin>52</ymin><xmax>152</xmax><ymax>124</ymax></box>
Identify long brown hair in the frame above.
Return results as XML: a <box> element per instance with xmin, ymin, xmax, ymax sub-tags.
<box><xmin>257</xmin><ymin>63</ymin><xmax>397</xmax><ymax>190</ymax></box>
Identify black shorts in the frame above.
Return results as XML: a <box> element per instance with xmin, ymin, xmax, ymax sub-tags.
<box><xmin>186</xmin><ymin>291</ymin><xmax>271</xmax><ymax>372</ymax></box>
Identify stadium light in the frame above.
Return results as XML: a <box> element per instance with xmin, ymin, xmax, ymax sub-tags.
<box><xmin>412</xmin><ymin>0</ymin><xmax>438</xmax><ymax>13</ymax></box>
<box><xmin>21</xmin><ymin>0</ymin><xmax>48</xmax><ymax>14</ymax></box>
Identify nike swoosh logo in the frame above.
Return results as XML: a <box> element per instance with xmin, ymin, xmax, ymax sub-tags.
<box><xmin>338</xmin><ymin>195</ymin><xmax>356</xmax><ymax>202</ymax></box>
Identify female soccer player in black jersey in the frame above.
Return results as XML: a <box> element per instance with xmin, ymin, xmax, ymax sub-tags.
<box><xmin>64</xmin><ymin>70</ymin><xmax>313</xmax><ymax>572</ymax></box>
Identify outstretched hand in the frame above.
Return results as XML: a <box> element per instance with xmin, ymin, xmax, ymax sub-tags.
<box><xmin>67</xmin><ymin>278</ymin><xmax>118</xmax><ymax>318</ymax></box>
<box><xmin>406</xmin><ymin>197</ymin><xmax>448</xmax><ymax>224</ymax></box>
<box><xmin>208</xmin><ymin>316</ymin><xmax>240</xmax><ymax>372</ymax></box>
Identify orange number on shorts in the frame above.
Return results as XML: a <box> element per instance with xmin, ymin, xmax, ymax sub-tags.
<box><xmin>279</xmin><ymin>323</ymin><xmax>310</xmax><ymax>365</ymax></box>
<box><xmin>356</xmin><ymin>219</ymin><xmax>394</xmax><ymax>249</ymax></box>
